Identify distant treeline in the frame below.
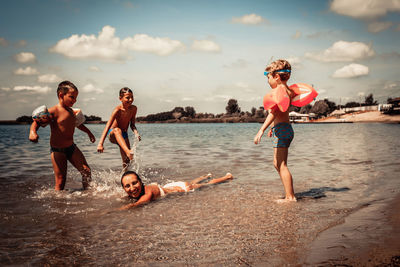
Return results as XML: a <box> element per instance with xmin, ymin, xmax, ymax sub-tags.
<box><xmin>137</xmin><ymin>93</ymin><xmax>384</xmax><ymax>122</ymax></box>
<box><xmin>14</xmin><ymin>93</ymin><xmax>392</xmax><ymax>123</ymax></box>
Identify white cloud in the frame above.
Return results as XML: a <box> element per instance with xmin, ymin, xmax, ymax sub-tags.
<box><xmin>122</xmin><ymin>34</ymin><xmax>185</xmax><ymax>56</ymax></box>
<box><xmin>286</xmin><ymin>56</ymin><xmax>302</xmax><ymax>67</ymax></box>
<box><xmin>16</xmin><ymin>40</ymin><xmax>27</xmax><ymax>47</ymax></box>
<box><xmin>88</xmin><ymin>66</ymin><xmax>101</xmax><ymax>72</ymax></box>
<box><xmin>330</xmin><ymin>0</ymin><xmax>400</xmax><ymax>19</ymax></box>
<box><xmin>384</xmin><ymin>82</ymin><xmax>399</xmax><ymax>89</ymax></box>
<box><xmin>305</xmin><ymin>41</ymin><xmax>375</xmax><ymax>62</ymax></box>
<box><xmin>182</xmin><ymin>97</ymin><xmax>194</xmax><ymax>101</ymax></box>
<box><xmin>14</xmin><ymin>66</ymin><xmax>39</xmax><ymax>75</ymax></box>
<box><xmin>38</xmin><ymin>74</ymin><xmax>61</xmax><ymax>83</ymax></box>
<box><xmin>205</xmin><ymin>95</ymin><xmax>232</xmax><ymax>102</ymax></box>
<box><xmin>367</xmin><ymin>21</ymin><xmax>393</xmax><ymax>32</ymax></box>
<box><xmin>51</xmin><ymin>26</ymin><xmax>185</xmax><ymax>60</ymax></box>
<box><xmin>224</xmin><ymin>59</ymin><xmax>248</xmax><ymax>69</ymax></box>
<box><xmin>82</xmin><ymin>97</ymin><xmax>97</xmax><ymax>103</ymax></box>
<box><xmin>14</xmin><ymin>52</ymin><xmax>36</xmax><ymax>63</ymax></box>
<box><xmin>358</xmin><ymin>92</ymin><xmax>365</xmax><ymax>97</ymax></box>
<box><xmin>13</xmin><ymin>85</ymin><xmax>51</xmax><ymax>93</ymax></box>
<box><xmin>0</xmin><ymin>37</ymin><xmax>8</xmax><ymax>47</ymax></box>
<box><xmin>235</xmin><ymin>82</ymin><xmax>254</xmax><ymax>93</ymax></box>
<box><xmin>82</xmin><ymin>83</ymin><xmax>103</xmax><ymax>93</ymax></box>
<box><xmin>232</xmin><ymin>14</ymin><xmax>266</xmax><ymax>25</ymax></box>
<box><xmin>191</xmin><ymin>39</ymin><xmax>221</xmax><ymax>53</ymax></box>
<box><xmin>332</xmin><ymin>63</ymin><xmax>369</xmax><ymax>78</ymax></box>
<box><xmin>50</xmin><ymin>26</ymin><xmax>127</xmax><ymax>61</ymax></box>
<box><xmin>291</xmin><ymin>31</ymin><xmax>302</xmax><ymax>40</ymax></box>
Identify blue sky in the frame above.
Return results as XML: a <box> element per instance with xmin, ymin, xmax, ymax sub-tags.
<box><xmin>0</xmin><ymin>0</ymin><xmax>399</xmax><ymax>120</ymax></box>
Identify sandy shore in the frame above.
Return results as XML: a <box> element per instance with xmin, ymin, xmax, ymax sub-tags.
<box><xmin>314</xmin><ymin>111</ymin><xmax>400</xmax><ymax>123</ymax></box>
<box><xmin>304</xmin><ymin>194</ymin><xmax>400</xmax><ymax>266</ymax></box>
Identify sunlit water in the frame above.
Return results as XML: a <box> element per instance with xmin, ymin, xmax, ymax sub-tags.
<box><xmin>0</xmin><ymin>123</ymin><xmax>399</xmax><ymax>265</ymax></box>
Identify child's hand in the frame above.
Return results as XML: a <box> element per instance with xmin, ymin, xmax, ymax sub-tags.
<box><xmin>254</xmin><ymin>131</ymin><xmax>263</xmax><ymax>144</ymax></box>
<box><xmin>29</xmin><ymin>131</ymin><xmax>39</xmax><ymax>143</ymax></box>
<box><xmin>267</xmin><ymin>129</ymin><xmax>272</xmax><ymax>137</ymax></box>
<box><xmin>119</xmin><ymin>204</ymin><xmax>133</xmax><ymax>210</ymax></box>
<box><xmin>88</xmin><ymin>133</ymin><xmax>96</xmax><ymax>143</ymax></box>
<box><xmin>97</xmin><ymin>145</ymin><xmax>104</xmax><ymax>153</ymax></box>
<box><xmin>136</xmin><ymin>134</ymin><xmax>141</xmax><ymax>141</ymax></box>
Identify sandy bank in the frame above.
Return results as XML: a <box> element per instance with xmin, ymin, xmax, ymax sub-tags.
<box><xmin>314</xmin><ymin>111</ymin><xmax>400</xmax><ymax>123</ymax></box>
<box><xmin>304</xmin><ymin>194</ymin><xmax>400</xmax><ymax>266</ymax></box>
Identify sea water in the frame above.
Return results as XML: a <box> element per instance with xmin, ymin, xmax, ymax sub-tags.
<box><xmin>0</xmin><ymin>123</ymin><xmax>399</xmax><ymax>265</ymax></box>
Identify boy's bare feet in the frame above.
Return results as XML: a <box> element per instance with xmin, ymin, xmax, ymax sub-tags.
<box><xmin>275</xmin><ymin>197</ymin><xmax>297</xmax><ymax>203</ymax></box>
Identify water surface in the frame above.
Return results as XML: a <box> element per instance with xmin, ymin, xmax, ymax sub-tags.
<box><xmin>0</xmin><ymin>123</ymin><xmax>399</xmax><ymax>265</ymax></box>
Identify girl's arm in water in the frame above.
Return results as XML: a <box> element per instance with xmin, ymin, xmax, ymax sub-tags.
<box><xmin>119</xmin><ymin>189</ymin><xmax>153</xmax><ymax>210</ymax></box>
<box><xmin>97</xmin><ymin>107</ymin><xmax>119</xmax><ymax>152</ymax></box>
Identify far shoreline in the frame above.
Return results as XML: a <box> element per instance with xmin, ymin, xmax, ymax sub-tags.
<box><xmin>3</xmin><ymin>111</ymin><xmax>400</xmax><ymax>125</ymax></box>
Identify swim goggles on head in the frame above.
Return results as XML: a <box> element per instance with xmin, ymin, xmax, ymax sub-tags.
<box><xmin>264</xmin><ymin>69</ymin><xmax>291</xmax><ymax>76</ymax></box>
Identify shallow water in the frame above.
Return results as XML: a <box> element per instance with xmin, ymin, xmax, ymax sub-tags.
<box><xmin>0</xmin><ymin>123</ymin><xmax>399</xmax><ymax>265</ymax></box>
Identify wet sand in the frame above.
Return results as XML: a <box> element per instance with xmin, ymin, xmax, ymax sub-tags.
<box><xmin>316</xmin><ymin>111</ymin><xmax>400</xmax><ymax>123</ymax></box>
<box><xmin>304</xmin><ymin>194</ymin><xmax>400</xmax><ymax>266</ymax></box>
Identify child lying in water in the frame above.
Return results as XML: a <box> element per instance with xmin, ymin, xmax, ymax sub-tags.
<box><xmin>120</xmin><ymin>171</ymin><xmax>233</xmax><ymax>210</ymax></box>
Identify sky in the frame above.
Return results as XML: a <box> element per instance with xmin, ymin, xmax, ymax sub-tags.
<box><xmin>0</xmin><ymin>0</ymin><xmax>400</xmax><ymax>120</ymax></box>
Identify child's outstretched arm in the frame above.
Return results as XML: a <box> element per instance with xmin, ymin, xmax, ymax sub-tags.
<box><xmin>29</xmin><ymin>120</ymin><xmax>40</xmax><ymax>143</ymax></box>
<box><xmin>97</xmin><ymin>108</ymin><xmax>118</xmax><ymax>153</ymax></box>
<box><xmin>119</xmin><ymin>191</ymin><xmax>153</xmax><ymax>210</ymax></box>
<box><xmin>130</xmin><ymin>107</ymin><xmax>141</xmax><ymax>141</ymax></box>
<box><xmin>254</xmin><ymin>110</ymin><xmax>275</xmax><ymax>144</ymax></box>
<box><xmin>77</xmin><ymin>124</ymin><xmax>96</xmax><ymax>143</ymax></box>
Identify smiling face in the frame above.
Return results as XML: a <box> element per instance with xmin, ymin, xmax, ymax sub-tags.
<box><xmin>60</xmin><ymin>88</ymin><xmax>78</xmax><ymax>108</ymax></box>
<box><xmin>121</xmin><ymin>173</ymin><xmax>143</xmax><ymax>198</ymax></box>
<box><xmin>119</xmin><ymin>92</ymin><xmax>133</xmax><ymax>107</ymax></box>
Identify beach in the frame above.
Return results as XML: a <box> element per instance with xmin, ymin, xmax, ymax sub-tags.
<box><xmin>315</xmin><ymin>110</ymin><xmax>400</xmax><ymax>123</ymax></box>
<box><xmin>1</xmin><ymin>123</ymin><xmax>399</xmax><ymax>265</ymax></box>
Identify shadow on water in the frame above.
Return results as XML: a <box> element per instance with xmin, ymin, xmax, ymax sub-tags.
<box><xmin>296</xmin><ymin>187</ymin><xmax>351</xmax><ymax>200</ymax></box>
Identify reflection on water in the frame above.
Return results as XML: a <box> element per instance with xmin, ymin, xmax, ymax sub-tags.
<box><xmin>0</xmin><ymin>123</ymin><xmax>399</xmax><ymax>265</ymax></box>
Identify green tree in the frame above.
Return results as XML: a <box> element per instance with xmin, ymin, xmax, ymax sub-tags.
<box><xmin>299</xmin><ymin>104</ymin><xmax>312</xmax><ymax>114</ymax></box>
<box><xmin>225</xmin><ymin>99</ymin><xmax>241</xmax><ymax>114</ymax></box>
<box><xmin>251</xmin><ymin>107</ymin><xmax>256</xmax><ymax>116</ymax></box>
<box><xmin>16</xmin><ymin>115</ymin><xmax>33</xmax><ymax>123</ymax></box>
<box><xmin>310</xmin><ymin>100</ymin><xmax>329</xmax><ymax>117</ymax></box>
<box><xmin>184</xmin><ymin>106</ymin><xmax>196</xmax><ymax>118</ymax></box>
<box><xmin>324</xmin><ymin>99</ymin><xmax>337</xmax><ymax>114</ymax></box>
<box><xmin>364</xmin><ymin>93</ymin><xmax>378</xmax><ymax>105</ymax></box>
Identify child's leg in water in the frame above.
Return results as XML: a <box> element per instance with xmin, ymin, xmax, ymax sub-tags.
<box><xmin>190</xmin><ymin>173</ymin><xmax>233</xmax><ymax>189</ymax></box>
<box><xmin>119</xmin><ymin>142</ymin><xmax>131</xmax><ymax>171</ymax></box>
<box><xmin>189</xmin><ymin>173</ymin><xmax>212</xmax><ymax>185</ymax></box>
<box><xmin>110</xmin><ymin>128</ymin><xmax>133</xmax><ymax>161</ymax></box>
<box><xmin>51</xmin><ymin>152</ymin><xmax>68</xmax><ymax>190</ymax></box>
<box><xmin>273</xmin><ymin>147</ymin><xmax>296</xmax><ymax>202</ymax></box>
<box><xmin>69</xmin><ymin>146</ymin><xmax>91</xmax><ymax>189</ymax></box>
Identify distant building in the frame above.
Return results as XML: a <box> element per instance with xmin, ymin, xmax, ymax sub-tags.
<box><xmin>380</xmin><ymin>97</ymin><xmax>400</xmax><ymax>114</ymax></box>
<box><xmin>289</xmin><ymin>112</ymin><xmax>316</xmax><ymax>122</ymax></box>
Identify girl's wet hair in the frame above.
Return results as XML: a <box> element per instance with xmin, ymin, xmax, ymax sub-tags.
<box><xmin>266</xmin><ymin>59</ymin><xmax>291</xmax><ymax>81</ymax></box>
<box><xmin>119</xmin><ymin>87</ymin><xmax>133</xmax><ymax>97</ymax></box>
<box><xmin>57</xmin><ymin>81</ymin><xmax>78</xmax><ymax>97</ymax></box>
<box><xmin>121</xmin><ymin>170</ymin><xmax>145</xmax><ymax>200</ymax></box>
